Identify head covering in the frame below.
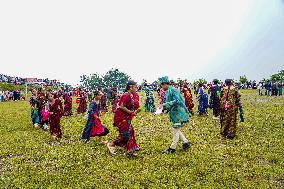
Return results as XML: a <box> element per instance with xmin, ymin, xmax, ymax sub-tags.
<box><xmin>159</xmin><ymin>76</ymin><xmax>170</xmax><ymax>84</ymax></box>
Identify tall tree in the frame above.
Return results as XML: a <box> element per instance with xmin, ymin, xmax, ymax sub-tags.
<box><xmin>80</xmin><ymin>73</ymin><xmax>104</xmax><ymax>90</ymax></box>
<box><xmin>103</xmin><ymin>68</ymin><xmax>130</xmax><ymax>88</ymax></box>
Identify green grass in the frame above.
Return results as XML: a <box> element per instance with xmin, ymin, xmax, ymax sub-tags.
<box><xmin>0</xmin><ymin>90</ymin><xmax>283</xmax><ymax>188</ymax></box>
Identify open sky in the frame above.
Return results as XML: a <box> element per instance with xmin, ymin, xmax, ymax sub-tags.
<box><xmin>0</xmin><ymin>0</ymin><xmax>283</xmax><ymax>85</ymax></box>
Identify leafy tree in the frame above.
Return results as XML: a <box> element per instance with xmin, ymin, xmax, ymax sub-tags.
<box><xmin>239</xmin><ymin>75</ymin><xmax>248</xmax><ymax>84</ymax></box>
<box><xmin>80</xmin><ymin>68</ymin><xmax>131</xmax><ymax>90</ymax></box>
<box><xmin>271</xmin><ymin>73</ymin><xmax>281</xmax><ymax>82</ymax></box>
<box><xmin>193</xmin><ymin>79</ymin><xmax>207</xmax><ymax>86</ymax></box>
<box><xmin>103</xmin><ymin>68</ymin><xmax>130</xmax><ymax>89</ymax></box>
<box><xmin>80</xmin><ymin>73</ymin><xmax>104</xmax><ymax>90</ymax></box>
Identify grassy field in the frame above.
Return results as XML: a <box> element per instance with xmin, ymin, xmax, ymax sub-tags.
<box><xmin>0</xmin><ymin>90</ymin><xmax>283</xmax><ymax>188</ymax></box>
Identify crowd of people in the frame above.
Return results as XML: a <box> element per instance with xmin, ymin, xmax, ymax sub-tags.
<box><xmin>0</xmin><ymin>90</ymin><xmax>25</xmax><ymax>102</ymax></box>
<box><xmin>257</xmin><ymin>81</ymin><xmax>283</xmax><ymax>96</ymax></box>
<box><xmin>26</xmin><ymin>76</ymin><xmax>248</xmax><ymax>156</ymax></box>
<box><xmin>0</xmin><ymin>73</ymin><xmax>68</xmax><ymax>86</ymax></box>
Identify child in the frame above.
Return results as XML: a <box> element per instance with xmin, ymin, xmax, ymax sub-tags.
<box><xmin>48</xmin><ymin>93</ymin><xmax>63</xmax><ymax>139</ymax></box>
<box><xmin>197</xmin><ymin>83</ymin><xmax>209</xmax><ymax>116</ymax></box>
<box><xmin>81</xmin><ymin>91</ymin><xmax>109</xmax><ymax>143</ymax></box>
<box><xmin>183</xmin><ymin>84</ymin><xmax>194</xmax><ymax>115</ymax></box>
<box><xmin>159</xmin><ymin>76</ymin><xmax>191</xmax><ymax>154</ymax></box>
<box><xmin>41</xmin><ymin>104</ymin><xmax>50</xmax><ymax>130</ymax></box>
<box><xmin>209</xmin><ymin>79</ymin><xmax>221</xmax><ymax>119</ymax></box>
<box><xmin>112</xmin><ymin>92</ymin><xmax>121</xmax><ymax>113</ymax></box>
<box><xmin>29</xmin><ymin>89</ymin><xmax>40</xmax><ymax>128</ymax></box>
<box><xmin>144</xmin><ymin>84</ymin><xmax>156</xmax><ymax>113</ymax></box>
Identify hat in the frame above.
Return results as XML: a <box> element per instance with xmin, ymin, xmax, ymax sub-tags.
<box><xmin>159</xmin><ymin>76</ymin><xmax>170</xmax><ymax>84</ymax></box>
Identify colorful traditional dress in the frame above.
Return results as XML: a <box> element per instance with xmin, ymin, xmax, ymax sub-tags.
<box><xmin>37</xmin><ymin>93</ymin><xmax>47</xmax><ymax>127</ymax></box>
<box><xmin>81</xmin><ymin>100</ymin><xmax>109</xmax><ymax>141</ymax></box>
<box><xmin>163</xmin><ymin>86</ymin><xmax>190</xmax><ymax>128</ymax></box>
<box><xmin>112</xmin><ymin>93</ymin><xmax>121</xmax><ymax>113</ymax></box>
<box><xmin>100</xmin><ymin>94</ymin><xmax>108</xmax><ymax>113</ymax></box>
<box><xmin>113</xmin><ymin>92</ymin><xmax>140</xmax><ymax>154</ymax></box>
<box><xmin>49</xmin><ymin>99</ymin><xmax>63</xmax><ymax>138</ymax></box>
<box><xmin>183</xmin><ymin>88</ymin><xmax>194</xmax><ymax>115</ymax></box>
<box><xmin>220</xmin><ymin>86</ymin><xmax>242</xmax><ymax>139</ymax></box>
<box><xmin>209</xmin><ymin>85</ymin><xmax>221</xmax><ymax>117</ymax></box>
<box><xmin>144</xmin><ymin>88</ymin><xmax>156</xmax><ymax>112</ymax></box>
<box><xmin>77</xmin><ymin>92</ymin><xmax>87</xmax><ymax>114</ymax></box>
<box><xmin>29</xmin><ymin>96</ymin><xmax>40</xmax><ymax>125</ymax></box>
<box><xmin>63</xmin><ymin>92</ymin><xmax>73</xmax><ymax>116</ymax></box>
<box><xmin>197</xmin><ymin>87</ymin><xmax>209</xmax><ymax>115</ymax></box>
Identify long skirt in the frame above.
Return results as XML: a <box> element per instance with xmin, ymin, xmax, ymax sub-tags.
<box><xmin>31</xmin><ymin>109</ymin><xmax>40</xmax><ymax>125</ymax></box>
<box><xmin>211</xmin><ymin>100</ymin><xmax>220</xmax><ymax>117</ymax></box>
<box><xmin>64</xmin><ymin>102</ymin><xmax>73</xmax><ymax>116</ymax></box>
<box><xmin>77</xmin><ymin>100</ymin><xmax>87</xmax><ymax>114</ymax></box>
<box><xmin>113</xmin><ymin>119</ymin><xmax>140</xmax><ymax>154</ymax></box>
<box><xmin>82</xmin><ymin>118</ymin><xmax>109</xmax><ymax>141</ymax></box>
<box><xmin>198</xmin><ymin>99</ymin><xmax>208</xmax><ymax>115</ymax></box>
<box><xmin>50</xmin><ymin>116</ymin><xmax>62</xmax><ymax>138</ymax></box>
<box><xmin>220</xmin><ymin>107</ymin><xmax>238</xmax><ymax>139</ymax></box>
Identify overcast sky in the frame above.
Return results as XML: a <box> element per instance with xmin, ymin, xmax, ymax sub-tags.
<box><xmin>0</xmin><ymin>0</ymin><xmax>283</xmax><ymax>85</ymax></box>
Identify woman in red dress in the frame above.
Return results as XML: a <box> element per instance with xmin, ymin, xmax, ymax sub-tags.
<box><xmin>107</xmin><ymin>80</ymin><xmax>141</xmax><ymax>155</ymax></box>
<box><xmin>77</xmin><ymin>88</ymin><xmax>87</xmax><ymax>114</ymax></box>
<box><xmin>183</xmin><ymin>84</ymin><xmax>194</xmax><ymax>115</ymax></box>
<box><xmin>63</xmin><ymin>92</ymin><xmax>73</xmax><ymax>116</ymax></box>
<box><xmin>48</xmin><ymin>93</ymin><xmax>63</xmax><ymax>138</ymax></box>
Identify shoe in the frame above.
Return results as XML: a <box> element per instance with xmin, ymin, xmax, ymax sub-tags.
<box><xmin>180</xmin><ymin>142</ymin><xmax>190</xmax><ymax>152</ymax></box>
<box><xmin>107</xmin><ymin>143</ymin><xmax>117</xmax><ymax>155</ymax></box>
<box><xmin>34</xmin><ymin>123</ymin><xmax>38</xmax><ymax>128</ymax></box>
<box><xmin>212</xmin><ymin>116</ymin><xmax>219</xmax><ymax>120</ymax></box>
<box><xmin>162</xmin><ymin>148</ymin><xmax>176</xmax><ymax>154</ymax></box>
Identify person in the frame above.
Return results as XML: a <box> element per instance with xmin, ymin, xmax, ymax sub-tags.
<box><xmin>63</xmin><ymin>92</ymin><xmax>73</xmax><ymax>116</ymax></box>
<box><xmin>29</xmin><ymin>89</ymin><xmax>40</xmax><ymax>127</ymax></box>
<box><xmin>0</xmin><ymin>91</ymin><xmax>3</xmax><ymax>102</ymax></box>
<box><xmin>112</xmin><ymin>92</ymin><xmax>121</xmax><ymax>113</ymax></box>
<box><xmin>77</xmin><ymin>88</ymin><xmax>87</xmax><ymax>114</ymax></box>
<box><xmin>144</xmin><ymin>84</ymin><xmax>156</xmax><ymax>113</ymax></box>
<box><xmin>41</xmin><ymin>104</ymin><xmax>50</xmax><ymax>130</ymax></box>
<box><xmin>13</xmin><ymin>90</ymin><xmax>17</xmax><ymax>101</ymax></box>
<box><xmin>271</xmin><ymin>82</ymin><xmax>278</xmax><ymax>96</ymax></box>
<box><xmin>159</xmin><ymin>76</ymin><xmax>191</xmax><ymax>154</ymax></box>
<box><xmin>99</xmin><ymin>89</ymin><xmax>108</xmax><ymax>113</ymax></box>
<box><xmin>220</xmin><ymin>79</ymin><xmax>244</xmax><ymax>139</ymax></box>
<box><xmin>197</xmin><ymin>83</ymin><xmax>209</xmax><ymax>116</ymax></box>
<box><xmin>209</xmin><ymin>79</ymin><xmax>221</xmax><ymax>119</ymax></box>
<box><xmin>257</xmin><ymin>82</ymin><xmax>263</xmax><ymax>96</ymax></box>
<box><xmin>107</xmin><ymin>80</ymin><xmax>141</xmax><ymax>155</ymax></box>
<box><xmin>278</xmin><ymin>81</ymin><xmax>283</xmax><ymax>96</ymax></box>
<box><xmin>265</xmin><ymin>81</ymin><xmax>271</xmax><ymax>96</ymax></box>
<box><xmin>81</xmin><ymin>91</ymin><xmax>109</xmax><ymax>143</ymax></box>
<box><xmin>183</xmin><ymin>84</ymin><xmax>194</xmax><ymax>115</ymax></box>
<box><xmin>48</xmin><ymin>93</ymin><xmax>63</xmax><ymax>138</ymax></box>
<box><xmin>37</xmin><ymin>88</ymin><xmax>47</xmax><ymax>128</ymax></box>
